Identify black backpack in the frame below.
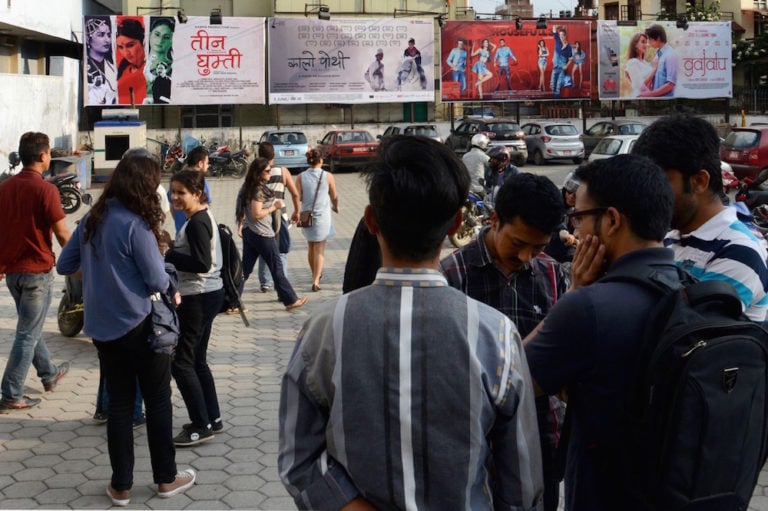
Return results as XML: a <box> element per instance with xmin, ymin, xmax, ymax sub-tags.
<box><xmin>218</xmin><ymin>223</ymin><xmax>248</xmax><ymax>326</ymax></box>
<box><xmin>602</xmin><ymin>264</ymin><xmax>768</xmax><ymax>510</ymax></box>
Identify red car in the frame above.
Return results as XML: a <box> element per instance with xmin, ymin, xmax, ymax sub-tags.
<box><xmin>316</xmin><ymin>130</ymin><xmax>379</xmax><ymax>172</ymax></box>
<box><xmin>720</xmin><ymin>127</ymin><xmax>768</xmax><ymax>182</ymax></box>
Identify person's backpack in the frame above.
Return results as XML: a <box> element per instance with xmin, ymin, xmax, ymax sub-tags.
<box><xmin>218</xmin><ymin>223</ymin><xmax>248</xmax><ymax>327</ymax></box>
<box><xmin>602</xmin><ymin>263</ymin><xmax>768</xmax><ymax>510</ymax></box>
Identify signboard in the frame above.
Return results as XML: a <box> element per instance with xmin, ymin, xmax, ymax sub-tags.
<box><xmin>268</xmin><ymin>18</ymin><xmax>435</xmax><ymax>104</ymax></box>
<box><xmin>83</xmin><ymin>15</ymin><xmax>266</xmax><ymax>106</ymax></box>
<box><xmin>439</xmin><ymin>19</ymin><xmax>591</xmax><ymax>102</ymax></box>
<box><xmin>597</xmin><ymin>20</ymin><xmax>732</xmax><ymax>100</ymax></box>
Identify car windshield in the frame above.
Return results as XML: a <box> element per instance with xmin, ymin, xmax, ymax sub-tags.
<box><xmin>545</xmin><ymin>125</ymin><xmax>578</xmax><ymax>136</ymax></box>
<box><xmin>268</xmin><ymin>132</ymin><xmax>307</xmax><ymax>145</ymax></box>
<box><xmin>405</xmin><ymin>126</ymin><xmax>439</xmax><ymax>137</ymax></box>
<box><xmin>618</xmin><ymin>124</ymin><xmax>646</xmax><ymax>135</ymax></box>
<box><xmin>725</xmin><ymin>130</ymin><xmax>760</xmax><ymax>149</ymax></box>
<box><xmin>487</xmin><ymin>123</ymin><xmax>521</xmax><ymax>134</ymax></box>
<box><xmin>595</xmin><ymin>138</ymin><xmax>623</xmax><ymax>155</ymax></box>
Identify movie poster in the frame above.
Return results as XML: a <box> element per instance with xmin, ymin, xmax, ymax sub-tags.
<box><xmin>268</xmin><ymin>18</ymin><xmax>435</xmax><ymax>104</ymax></box>
<box><xmin>83</xmin><ymin>15</ymin><xmax>266</xmax><ymax>106</ymax></box>
<box><xmin>597</xmin><ymin>20</ymin><xmax>732</xmax><ymax>100</ymax></box>
<box><xmin>439</xmin><ymin>19</ymin><xmax>591</xmax><ymax>102</ymax></box>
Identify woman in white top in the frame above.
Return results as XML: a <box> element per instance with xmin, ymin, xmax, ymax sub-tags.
<box><xmin>624</xmin><ymin>32</ymin><xmax>656</xmax><ymax>97</ymax></box>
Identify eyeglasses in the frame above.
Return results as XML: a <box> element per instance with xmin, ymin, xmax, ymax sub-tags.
<box><xmin>567</xmin><ymin>207</ymin><xmax>607</xmax><ymax>228</ymax></box>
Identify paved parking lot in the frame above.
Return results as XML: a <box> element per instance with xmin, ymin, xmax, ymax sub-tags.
<box><xmin>1</xmin><ymin>168</ymin><xmax>768</xmax><ymax>509</ymax></box>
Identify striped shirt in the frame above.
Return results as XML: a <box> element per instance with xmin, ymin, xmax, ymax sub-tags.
<box><xmin>664</xmin><ymin>206</ymin><xmax>768</xmax><ymax>322</ymax></box>
<box><xmin>279</xmin><ymin>268</ymin><xmax>544</xmax><ymax>510</ymax></box>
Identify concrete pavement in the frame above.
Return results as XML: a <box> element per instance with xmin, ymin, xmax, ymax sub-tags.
<box><xmin>1</xmin><ymin>170</ymin><xmax>768</xmax><ymax>509</ymax></box>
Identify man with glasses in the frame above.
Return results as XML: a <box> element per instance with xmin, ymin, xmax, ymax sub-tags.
<box><xmin>524</xmin><ymin>154</ymin><xmax>677</xmax><ymax>510</ymax></box>
<box><xmin>440</xmin><ymin>173</ymin><xmax>567</xmax><ymax>511</ymax></box>
<box><xmin>633</xmin><ymin>114</ymin><xmax>768</xmax><ymax>322</ymax></box>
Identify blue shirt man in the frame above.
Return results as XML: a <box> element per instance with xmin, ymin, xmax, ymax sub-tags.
<box><xmin>446</xmin><ymin>40</ymin><xmax>467</xmax><ymax>93</ymax></box>
<box><xmin>640</xmin><ymin>24</ymin><xmax>678</xmax><ymax>98</ymax></box>
<box><xmin>551</xmin><ymin>27</ymin><xmax>573</xmax><ymax>96</ymax></box>
<box><xmin>494</xmin><ymin>39</ymin><xmax>517</xmax><ymax>91</ymax></box>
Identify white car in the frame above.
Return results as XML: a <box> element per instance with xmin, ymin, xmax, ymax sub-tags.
<box><xmin>587</xmin><ymin>135</ymin><xmax>639</xmax><ymax>162</ymax></box>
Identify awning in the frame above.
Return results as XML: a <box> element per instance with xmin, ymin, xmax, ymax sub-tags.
<box><xmin>732</xmin><ymin>20</ymin><xmax>747</xmax><ymax>33</ymax></box>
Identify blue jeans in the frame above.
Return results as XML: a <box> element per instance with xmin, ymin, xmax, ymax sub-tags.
<box><xmin>496</xmin><ymin>66</ymin><xmax>511</xmax><ymax>90</ymax></box>
<box><xmin>2</xmin><ymin>271</ymin><xmax>58</xmax><ymax>401</ymax></box>
<box><xmin>551</xmin><ymin>64</ymin><xmax>566</xmax><ymax>95</ymax></box>
<box><xmin>259</xmin><ymin>215</ymin><xmax>290</xmax><ymax>288</ymax></box>
<box><xmin>242</xmin><ymin>229</ymin><xmax>298</xmax><ymax>306</ymax></box>
<box><xmin>259</xmin><ymin>253</ymin><xmax>288</xmax><ymax>289</ymax></box>
<box><xmin>452</xmin><ymin>70</ymin><xmax>466</xmax><ymax>92</ymax></box>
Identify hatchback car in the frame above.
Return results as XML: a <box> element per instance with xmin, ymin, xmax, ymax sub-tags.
<box><xmin>258</xmin><ymin>130</ymin><xmax>309</xmax><ymax>173</ymax></box>
<box><xmin>587</xmin><ymin>135</ymin><xmax>639</xmax><ymax>162</ymax></box>
<box><xmin>316</xmin><ymin>130</ymin><xmax>379</xmax><ymax>172</ymax></box>
<box><xmin>446</xmin><ymin>118</ymin><xmax>527</xmax><ymax>166</ymax></box>
<box><xmin>521</xmin><ymin>121</ymin><xmax>585</xmax><ymax>165</ymax></box>
<box><xmin>380</xmin><ymin>124</ymin><xmax>443</xmax><ymax>143</ymax></box>
<box><xmin>720</xmin><ymin>127</ymin><xmax>768</xmax><ymax>182</ymax></box>
<box><xmin>580</xmin><ymin>120</ymin><xmax>647</xmax><ymax>156</ymax></box>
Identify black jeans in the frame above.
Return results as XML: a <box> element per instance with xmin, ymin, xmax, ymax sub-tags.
<box><xmin>94</xmin><ymin>316</ymin><xmax>177</xmax><ymax>490</ymax></box>
<box><xmin>172</xmin><ymin>288</ymin><xmax>225</xmax><ymax>429</ymax></box>
<box><xmin>241</xmin><ymin>228</ymin><xmax>298</xmax><ymax>305</ymax></box>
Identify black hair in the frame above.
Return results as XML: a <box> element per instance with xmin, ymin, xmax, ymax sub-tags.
<box><xmin>361</xmin><ymin>135</ymin><xmax>470</xmax><ymax>261</ymax></box>
<box><xmin>494</xmin><ymin>173</ymin><xmax>564</xmax><ymax>234</ymax></box>
<box><xmin>574</xmin><ymin>154</ymin><xmax>673</xmax><ymax>241</ymax></box>
<box><xmin>171</xmin><ymin>170</ymin><xmax>208</xmax><ymax>204</ymax></box>
<box><xmin>632</xmin><ymin>114</ymin><xmax>722</xmax><ymax>195</ymax></box>
<box><xmin>186</xmin><ymin>146</ymin><xmax>209</xmax><ymax>168</ymax></box>
<box><xmin>18</xmin><ymin>132</ymin><xmax>50</xmax><ymax>166</ymax></box>
<box><xmin>645</xmin><ymin>24</ymin><xmax>667</xmax><ymax>43</ymax></box>
<box><xmin>258</xmin><ymin>141</ymin><xmax>275</xmax><ymax>161</ymax></box>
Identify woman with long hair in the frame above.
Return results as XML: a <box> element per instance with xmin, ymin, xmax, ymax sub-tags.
<box><xmin>57</xmin><ymin>154</ymin><xmax>195</xmax><ymax>506</ymax></box>
<box><xmin>537</xmin><ymin>39</ymin><xmax>549</xmax><ymax>92</ymax></box>
<box><xmin>471</xmin><ymin>38</ymin><xmax>496</xmax><ymax>99</ymax></box>
<box><xmin>572</xmin><ymin>41</ymin><xmax>586</xmax><ymax>90</ymax></box>
<box><xmin>115</xmin><ymin>17</ymin><xmax>147</xmax><ymax>104</ymax></box>
<box><xmin>296</xmin><ymin>149</ymin><xmax>339</xmax><ymax>291</ymax></box>
<box><xmin>624</xmin><ymin>32</ymin><xmax>655</xmax><ymax>97</ymax></box>
<box><xmin>145</xmin><ymin>17</ymin><xmax>175</xmax><ymax>103</ymax></box>
<box><xmin>164</xmin><ymin>170</ymin><xmax>224</xmax><ymax>446</ymax></box>
<box><xmin>236</xmin><ymin>158</ymin><xmax>307</xmax><ymax>311</ymax></box>
<box><xmin>85</xmin><ymin>16</ymin><xmax>116</xmax><ymax>105</ymax></box>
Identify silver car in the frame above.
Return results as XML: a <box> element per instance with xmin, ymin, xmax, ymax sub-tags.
<box><xmin>258</xmin><ymin>130</ymin><xmax>309</xmax><ymax>173</ymax></box>
<box><xmin>521</xmin><ymin>121</ymin><xmax>585</xmax><ymax>165</ymax></box>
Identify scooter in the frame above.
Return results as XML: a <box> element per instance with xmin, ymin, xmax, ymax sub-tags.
<box><xmin>49</xmin><ymin>171</ymin><xmax>87</xmax><ymax>214</ymax></box>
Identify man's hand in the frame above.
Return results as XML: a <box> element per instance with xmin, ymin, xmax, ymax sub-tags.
<box><xmin>569</xmin><ymin>234</ymin><xmax>605</xmax><ymax>290</ymax></box>
<box><xmin>340</xmin><ymin>497</ymin><xmax>377</xmax><ymax>511</ymax></box>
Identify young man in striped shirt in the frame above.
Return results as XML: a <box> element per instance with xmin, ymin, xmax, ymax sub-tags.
<box><xmin>278</xmin><ymin>135</ymin><xmax>544</xmax><ymax>510</ymax></box>
<box><xmin>633</xmin><ymin>114</ymin><xmax>768</xmax><ymax>323</ymax></box>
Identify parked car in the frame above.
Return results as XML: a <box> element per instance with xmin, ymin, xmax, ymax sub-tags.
<box><xmin>380</xmin><ymin>124</ymin><xmax>443</xmax><ymax>143</ymax></box>
<box><xmin>720</xmin><ymin>127</ymin><xmax>768</xmax><ymax>182</ymax></box>
<box><xmin>446</xmin><ymin>118</ymin><xmax>527</xmax><ymax>166</ymax></box>
<box><xmin>580</xmin><ymin>120</ymin><xmax>647</xmax><ymax>156</ymax></box>
<box><xmin>258</xmin><ymin>130</ymin><xmax>309</xmax><ymax>173</ymax></box>
<box><xmin>521</xmin><ymin>121</ymin><xmax>585</xmax><ymax>165</ymax></box>
<box><xmin>316</xmin><ymin>130</ymin><xmax>379</xmax><ymax>172</ymax></box>
<box><xmin>587</xmin><ymin>135</ymin><xmax>640</xmax><ymax>162</ymax></box>
<box><xmin>462</xmin><ymin>106</ymin><xmax>495</xmax><ymax>119</ymax></box>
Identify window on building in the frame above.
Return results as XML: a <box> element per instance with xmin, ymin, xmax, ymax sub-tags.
<box><xmin>181</xmin><ymin>105</ymin><xmax>234</xmax><ymax>128</ymax></box>
<box><xmin>604</xmin><ymin>2</ymin><xmax>619</xmax><ymax>19</ymax></box>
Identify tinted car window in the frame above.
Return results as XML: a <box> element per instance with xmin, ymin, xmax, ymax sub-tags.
<box><xmin>487</xmin><ymin>123</ymin><xmax>521</xmax><ymax>134</ymax></box>
<box><xmin>725</xmin><ymin>130</ymin><xmax>760</xmax><ymax>148</ymax></box>
<box><xmin>618</xmin><ymin>124</ymin><xmax>646</xmax><ymax>135</ymax></box>
<box><xmin>546</xmin><ymin>125</ymin><xmax>578</xmax><ymax>136</ymax></box>
<box><xmin>406</xmin><ymin>126</ymin><xmax>439</xmax><ymax>137</ymax></box>
<box><xmin>595</xmin><ymin>138</ymin><xmax>622</xmax><ymax>155</ymax></box>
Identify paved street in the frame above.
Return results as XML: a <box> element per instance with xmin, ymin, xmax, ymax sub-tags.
<box><xmin>1</xmin><ymin>166</ymin><xmax>768</xmax><ymax>509</ymax></box>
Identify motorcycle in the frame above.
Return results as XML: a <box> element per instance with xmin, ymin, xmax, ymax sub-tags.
<box><xmin>0</xmin><ymin>151</ymin><xmax>21</xmax><ymax>185</ymax></box>
<box><xmin>208</xmin><ymin>144</ymin><xmax>248</xmax><ymax>178</ymax></box>
<box><xmin>163</xmin><ymin>141</ymin><xmax>185</xmax><ymax>174</ymax></box>
<box><xmin>3</xmin><ymin>152</ymin><xmax>89</xmax><ymax>214</ymax></box>
<box><xmin>449</xmin><ymin>190</ymin><xmax>490</xmax><ymax>248</ymax></box>
<box><xmin>58</xmin><ymin>273</ymin><xmax>84</xmax><ymax>337</ymax></box>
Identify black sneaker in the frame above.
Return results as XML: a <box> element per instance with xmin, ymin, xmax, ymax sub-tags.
<box><xmin>173</xmin><ymin>425</ymin><xmax>213</xmax><ymax>446</ymax></box>
<box><xmin>183</xmin><ymin>419</ymin><xmax>223</xmax><ymax>433</ymax></box>
<box><xmin>93</xmin><ymin>411</ymin><xmax>108</xmax><ymax>424</ymax></box>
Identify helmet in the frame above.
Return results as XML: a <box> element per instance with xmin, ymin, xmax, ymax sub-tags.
<box><xmin>562</xmin><ymin>170</ymin><xmax>580</xmax><ymax>193</ymax></box>
<box><xmin>470</xmin><ymin>133</ymin><xmax>489</xmax><ymax>150</ymax></box>
<box><xmin>487</xmin><ymin>145</ymin><xmax>510</xmax><ymax>163</ymax></box>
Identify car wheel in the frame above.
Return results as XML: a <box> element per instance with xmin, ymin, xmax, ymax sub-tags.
<box><xmin>533</xmin><ymin>150</ymin><xmax>544</xmax><ymax>166</ymax></box>
<box><xmin>573</xmin><ymin>157</ymin><xmax>584</xmax><ymax>164</ymax></box>
<box><xmin>514</xmin><ymin>156</ymin><xmax>526</xmax><ymax>167</ymax></box>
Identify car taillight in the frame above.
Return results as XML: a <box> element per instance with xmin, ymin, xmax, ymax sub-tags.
<box><xmin>750</xmin><ymin>149</ymin><xmax>760</xmax><ymax>161</ymax></box>
<box><xmin>540</xmin><ymin>135</ymin><xmax>552</xmax><ymax>143</ymax></box>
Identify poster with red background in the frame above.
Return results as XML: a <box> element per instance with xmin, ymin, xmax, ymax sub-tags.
<box><xmin>440</xmin><ymin>19</ymin><xmax>591</xmax><ymax>102</ymax></box>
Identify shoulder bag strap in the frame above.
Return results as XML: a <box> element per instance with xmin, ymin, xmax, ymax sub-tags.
<box><xmin>308</xmin><ymin>171</ymin><xmax>323</xmax><ymax>212</ymax></box>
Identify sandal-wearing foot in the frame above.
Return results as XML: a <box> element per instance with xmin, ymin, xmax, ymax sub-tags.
<box><xmin>107</xmin><ymin>484</ymin><xmax>130</xmax><ymax>507</ymax></box>
<box><xmin>285</xmin><ymin>297</ymin><xmax>308</xmax><ymax>311</ymax></box>
<box><xmin>157</xmin><ymin>468</ymin><xmax>196</xmax><ymax>498</ymax></box>
<box><xmin>312</xmin><ymin>284</ymin><xmax>321</xmax><ymax>292</ymax></box>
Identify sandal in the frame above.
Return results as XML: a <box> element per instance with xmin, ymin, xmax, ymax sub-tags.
<box><xmin>285</xmin><ymin>297</ymin><xmax>308</xmax><ymax>311</ymax></box>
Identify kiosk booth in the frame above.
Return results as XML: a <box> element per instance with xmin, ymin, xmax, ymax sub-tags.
<box><xmin>93</xmin><ymin>109</ymin><xmax>146</xmax><ymax>181</ymax></box>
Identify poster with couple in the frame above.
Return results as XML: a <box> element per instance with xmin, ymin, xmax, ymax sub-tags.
<box><xmin>83</xmin><ymin>15</ymin><xmax>265</xmax><ymax>106</ymax></box>
<box><xmin>597</xmin><ymin>20</ymin><xmax>732</xmax><ymax>100</ymax></box>
<box><xmin>267</xmin><ymin>18</ymin><xmax>435</xmax><ymax>104</ymax></box>
<box><xmin>439</xmin><ymin>19</ymin><xmax>591</xmax><ymax>102</ymax></box>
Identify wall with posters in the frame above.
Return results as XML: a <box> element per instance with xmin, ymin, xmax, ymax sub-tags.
<box><xmin>597</xmin><ymin>21</ymin><xmax>732</xmax><ymax>100</ymax></box>
<box><xmin>83</xmin><ymin>15</ymin><xmax>265</xmax><ymax>106</ymax></box>
<box><xmin>268</xmin><ymin>18</ymin><xmax>435</xmax><ymax>105</ymax></box>
<box><xmin>440</xmin><ymin>19</ymin><xmax>591</xmax><ymax>102</ymax></box>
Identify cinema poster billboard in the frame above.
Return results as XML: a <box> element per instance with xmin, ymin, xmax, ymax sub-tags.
<box><xmin>596</xmin><ymin>20</ymin><xmax>732</xmax><ymax>100</ymax></box>
<box><xmin>83</xmin><ymin>15</ymin><xmax>266</xmax><ymax>106</ymax></box>
<box><xmin>439</xmin><ymin>19</ymin><xmax>591</xmax><ymax>102</ymax></box>
<box><xmin>268</xmin><ymin>18</ymin><xmax>435</xmax><ymax>104</ymax></box>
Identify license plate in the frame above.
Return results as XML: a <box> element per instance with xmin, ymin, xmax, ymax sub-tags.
<box><xmin>284</xmin><ymin>150</ymin><xmax>295</xmax><ymax>156</ymax></box>
<box><xmin>564</xmin><ymin>150</ymin><xmax>572</xmax><ymax>155</ymax></box>
<box><xmin>729</xmin><ymin>151</ymin><xmax>739</xmax><ymax>159</ymax></box>
<box><xmin>352</xmin><ymin>147</ymin><xmax>368</xmax><ymax>153</ymax></box>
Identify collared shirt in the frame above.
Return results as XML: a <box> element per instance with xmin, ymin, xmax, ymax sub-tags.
<box><xmin>0</xmin><ymin>168</ymin><xmax>65</xmax><ymax>274</ymax></box>
<box><xmin>553</xmin><ymin>32</ymin><xmax>573</xmax><ymax>68</ymax></box>
<box><xmin>653</xmin><ymin>43</ymin><xmax>678</xmax><ymax>96</ymax></box>
<box><xmin>494</xmin><ymin>45</ymin><xmax>517</xmax><ymax>67</ymax></box>
<box><xmin>665</xmin><ymin>206</ymin><xmax>768</xmax><ymax>322</ymax></box>
<box><xmin>279</xmin><ymin>268</ymin><xmax>543</xmax><ymax>511</ymax></box>
<box><xmin>446</xmin><ymin>47</ymin><xmax>467</xmax><ymax>70</ymax></box>
<box><xmin>440</xmin><ymin>227</ymin><xmax>568</xmax><ymax>337</ymax></box>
